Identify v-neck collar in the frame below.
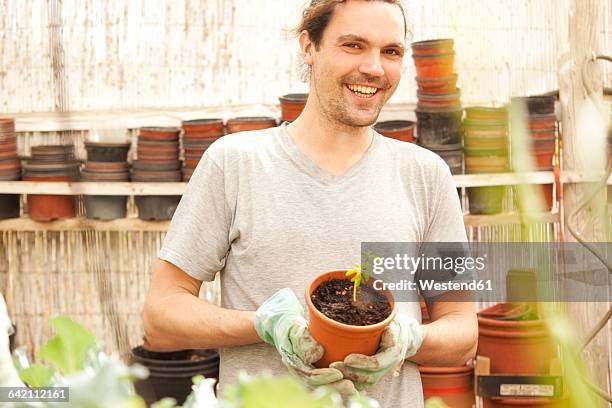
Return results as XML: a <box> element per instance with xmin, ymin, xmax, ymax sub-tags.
<box><xmin>275</xmin><ymin>122</ymin><xmax>380</xmax><ymax>185</ymax></box>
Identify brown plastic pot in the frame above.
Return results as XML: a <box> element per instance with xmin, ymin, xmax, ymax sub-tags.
<box><xmin>83</xmin><ymin>161</ymin><xmax>129</xmax><ymax>172</ymax></box>
<box><xmin>139</xmin><ymin>127</ymin><xmax>180</xmax><ymax>141</ymax></box>
<box><xmin>182</xmin><ymin>119</ymin><xmax>224</xmax><ymax>137</ymax></box>
<box><xmin>419</xmin><ymin>365</ymin><xmax>475</xmax><ymax>408</ymax></box>
<box><xmin>305</xmin><ymin>270</ymin><xmax>397</xmax><ymax>368</ymax></box>
<box><xmin>0</xmin><ymin>118</ymin><xmax>15</xmax><ymax>132</ymax></box>
<box><xmin>226</xmin><ymin>117</ymin><xmax>277</xmax><ymax>134</ymax></box>
<box><xmin>414</xmin><ymin>53</ymin><xmax>455</xmax><ymax>78</ymax></box>
<box><xmin>412</xmin><ymin>38</ymin><xmax>454</xmax><ymax>56</ymax></box>
<box><xmin>477</xmin><ymin>316</ymin><xmax>554</xmax><ymax>374</ymax></box>
<box><xmin>279</xmin><ymin>93</ymin><xmax>308</xmax><ymax>122</ymax></box>
<box><xmin>23</xmin><ymin>175</ymin><xmax>76</xmax><ymax>221</ymax></box>
<box><xmin>416</xmin><ymin>75</ymin><xmax>458</xmax><ymax>94</ymax></box>
<box><xmin>531</xmin><ymin>149</ymin><xmax>554</xmax><ymax>169</ymax></box>
<box><xmin>528</xmin><ymin>114</ymin><xmax>556</xmax><ymax>131</ymax></box>
<box><xmin>528</xmin><ymin>129</ymin><xmax>556</xmax><ymax>140</ymax></box>
<box><xmin>417</xmin><ymin>91</ymin><xmax>461</xmax><ymax>109</ymax></box>
<box><xmin>373</xmin><ymin>120</ymin><xmax>416</xmax><ymax>143</ymax></box>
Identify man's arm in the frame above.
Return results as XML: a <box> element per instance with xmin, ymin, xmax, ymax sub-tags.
<box><xmin>409</xmin><ymin>291</ymin><xmax>478</xmax><ymax>366</ymax></box>
<box><xmin>142</xmin><ymin>259</ymin><xmax>261</xmax><ymax>350</ymax></box>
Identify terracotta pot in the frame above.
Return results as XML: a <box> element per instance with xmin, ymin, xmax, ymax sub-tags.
<box><xmin>416</xmin><ymin>108</ymin><xmax>463</xmax><ymax>147</ymax></box>
<box><xmin>182</xmin><ymin>119</ymin><xmax>224</xmax><ymax>137</ymax></box>
<box><xmin>84</xmin><ymin>141</ymin><xmax>130</xmax><ymax>162</ymax></box>
<box><xmin>183</xmin><ymin>148</ymin><xmax>206</xmax><ymax>157</ymax></box>
<box><xmin>83</xmin><ymin>161</ymin><xmax>129</xmax><ymax>172</ymax></box>
<box><xmin>483</xmin><ymin>397</ymin><xmax>565</xmax><ymax>408</ymax></box>
<box><xmin>465</xmin><ymin>107</ymin><xmax>508</xmax><ymax>122</ymax></box>
<box><xmin>373</xmin><ymin>120</ymin><xmax>416</xmax><ymax>143</ymax></box>
<box><xmin>23</xmin><ymin>175</ymin><xmax>75</xmax><ymax>221</ymax></box>
<box><xmin>528</xmin><ymin>114</ymin><xmax>556</xmax><ymax>131</ymax></box>
<box><xmin>414</xmin><ymin>53</ymin><xmax>455</xmax><ymax>79</ymax></box>
<box><xmin>0</xmin><ymin>118</ymin><xmax>15</xmax><ymax>132</ymax></box>
<box><xmin>81</xmin><ymin>170</ymin><xmax>129</xmax><ymax>182</ymax></box>
<box><xmin>528</xmin><ymin>129</ymin><xmax>556</xmax><ymax>141</ymax></box>
<box><xmin>531</xmin><ymin>149</ymin><xmax>554</xmax><ymax>170</ymax></box>
<box><xmin>0</xmin><ymin>159</ymin><xmax>21</xmax><ymax>172</ymax></box>
<box><xmin>467</xmin><ymin>186</ymin><xmax>506</xmax><ymax>215</ymax></box>
<box><xmin>226</xmin><ymin>117</ymin><xmax>277</xmax><ymax>134</ymax></box>
<box><xmin>132</xmin><ymin>170</ymin><xmax>182</xmax><ymax>182</ymax></box>
<box><xmin>279</xmin><ymin>93</ymin><xmax>308</xmax><ymax>122</ymax></box>
<box><xmin>423</xmin><ymin>143</ymin><xmax>463</xmax><ymax>174</ymax></box>
<box><xmin>139</xmin><ymin>127</ymin><xmax>180</xmax><ymax>141</ymax></box>
<box><xmin>477</xmin><ymin>316</ymin><xmax>553</xmax><ymax>374</ymax></box>
<box><xmin>132</xmin><ymin>160</ymin><xmax>181</xmax><ymax>171</ymax></box>
<box><xmin>184</xmin><ymin>158</ymin><xmax>200</xmax><ymax>168</ymax></box>
<box><xmin>412</xmin><ymin>38</ymin><xmax>454</xmax><ymax>56</ymax></box>
<box><xmin>305</xmin><ymin>270</ymin><xmax>397</xmax><ymax>368</ymax></box>
<box><xmin>416</xmin><ymin>75</ymin><xmax>458</xmax><ymax>94</ymax></box>
<box><xmin>419</xmin><ymin>365</ymin><xmax>475</xmax><ymax>408</ymax></box>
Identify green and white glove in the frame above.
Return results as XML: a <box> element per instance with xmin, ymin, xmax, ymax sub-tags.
<box><xmin>330</xmin><ymin>312</ymin><xmax>424</xmax><ymax>390</ymax></box>
<box><xmin>254</xmin><ymin>288</ymin><xmax>358</xmax><ymax>396</ymax></box>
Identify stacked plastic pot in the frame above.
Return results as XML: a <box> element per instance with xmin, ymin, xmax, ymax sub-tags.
<box><xmin>133</xmin><ymin>127</ymin><xmax>181</xmax><ymax>220</ymax></box>
<box><xmin>0</xmin><ymin>118</ymin><xmax>21</xmax><ymax>219</ymax></box>
<box><xmin>226</xmin><ymin>116</ymin><xmax>277</xmax><ymax>134</ymax></box>
<box><xmin>373</xmin><ymin>120</ymin><xmax>416</xmax><ymax>143</ymax></box>
<box><xmin>463</xmin><ymin>107</ymin><xmax>510</xmax><ymax>214</ymax></box>
<box><xmin>512</xmin><ymin>95</ymin><xmax>557</xmax><ymax>211</ymax></box>
<box><xmin>181</xmin><ymin>119</ymin><xmax>225</xmax><ymax>182</ymax></box>
<box><xmin>82</xmin><ymin>141</ymin><xmax>131</xmax><ymax>220</ymax></box>
<box><xmin>412</xmin><ymin>39</ymin><xmax>463</xmax><ymax>176</ymax></box>
<box><xmin>22</xmin><ymin>145</ymin><xmax>80</xmax><ymax>221</ymax></box>
<box><xmin>279</xmin><ymin>93</ymin><xmax>308</xmax><ymax>122</ymax></box>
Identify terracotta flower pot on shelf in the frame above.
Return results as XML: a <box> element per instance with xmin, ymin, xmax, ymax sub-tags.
<box><xmin>182</xmin><ymin>119</ymin><xmax>224</xmax><ymax>137</ymax></box>
<box><xmin>419</xmin><ymin>365</ymin><xmax>475</xmax><ymax>408</ymax></box>
<box><xmin>528</xmin><ymin>114</ymin><xmax>556</xmax><ymax>131</ymax></box>
<box><xmin>23</xmin><ymin>175</ymin><xmax>76</xmax><ymax>221</ymax></box>
<box><xmin>416</xmin><ymin>74</ymin><xmax>458</xmax><ymax>94</ymax></box>
<box><xmin>416</xmin><ymin>90</ymin><xmax>461</xmax><ymax>110</ymax></box>
<box><xmin>139</xmin><ymin>127</ymin><xmax>180</xmax><ymax>141</ymax></box>
<box><xmin>305</xmin><ymin>270</ymin><xmax>397</xmax><ymax>368</ymax></box>
<box><xmin>373</xmin><ymin>120</ymin><xmax>416</xmax><ymax>143</ymax></box>
<box><xmin>411</xmin><ymin>38</ymin><xmax>454</xmax><ymax>56</ymax></box>
<box><xmin>279</xmin><ymin>93</ymin><xmax>308</xmax><ymax>122</ymax></box>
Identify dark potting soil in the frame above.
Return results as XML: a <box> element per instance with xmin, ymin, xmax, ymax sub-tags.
<box><xmin>311</xmin><ymin>279</ymin><xmax>391</xmax><ymax>326</ymax></box>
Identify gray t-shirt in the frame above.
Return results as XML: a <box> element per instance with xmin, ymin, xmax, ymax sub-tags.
<box><xmin>159</xmin><ymin>123</ymin><xmax>467</xmax><ymax>407</ymax></box>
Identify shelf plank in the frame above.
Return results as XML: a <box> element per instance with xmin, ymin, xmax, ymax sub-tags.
<box><xmin>463</xmin><ymin>211</ymin><xmax>558</xmax><ymax>227</ymax></box>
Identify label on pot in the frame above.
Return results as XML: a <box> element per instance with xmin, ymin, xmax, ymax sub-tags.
<box><xmin>500</xmin><ymin>384</ymin><xmax>554</xmax><ymax>397</ymax></box>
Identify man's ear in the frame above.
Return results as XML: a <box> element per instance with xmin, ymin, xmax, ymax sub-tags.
<box><xmin>298</xmin><ymin>30</ymin><xmax>314</xmax><ymax>66</ymax></box>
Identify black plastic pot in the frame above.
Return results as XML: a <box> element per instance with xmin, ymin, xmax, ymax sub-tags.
<box><xmin>423</xmin><ymin>143</ymin><xmax>463</xmax><ymax>174</ymax></box>
<box><xmin>84</xmin><ymin>142</ymin><xmax>131</xmax><ymax>162</ymax></box>
<box><xmin>0</xmin><ymin>195</ymin><xmax>20</xmax><ymax>219</ymax></box>
<box><xmin>84</xmin><ymin>196</ymin><xmax>127</xmax><ymax>220</ymax></box>
<box><xmin>135</xmin><ymin>196</ymin><xmax>181</xmax><ymax>220</ymax></box>
<box><xmin>467</xmin><ymin>186</ymin><xmax>505</xmax><ymax>215</ymax></box>
<box><xmin>131</xmin><ymin>346</ymin><xmax>219</xmax><ymax>405</ymax></box>
<box><xmin>416</xmin><ymin>108</ymin><xmax>463</xmax><ymax>147</ymax></box>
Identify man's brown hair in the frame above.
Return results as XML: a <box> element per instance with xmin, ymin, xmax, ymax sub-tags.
<box><xmin>295</xmin><ymin>0</ymin><xmax>408</xmax><ymax>49</ymax></box>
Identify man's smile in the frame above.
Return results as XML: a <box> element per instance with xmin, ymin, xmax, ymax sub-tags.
<box><xmin>345</xmin><ymin>83</ymin><xmax>380</xmax><ymax>98</ymax></box>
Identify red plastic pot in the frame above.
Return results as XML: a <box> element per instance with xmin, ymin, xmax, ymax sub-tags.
<box><xmin>412</xmin><ymin>38</ymin><xmax>454</xmax><ymax>56</ymax></box>
<box><xmin>477</xmin><ymin>316</ymin><xmax>554</xmax><ymax>374</ymax></box>
<box><xmin>226</xmin><ymin>117</ymin><xmax>277</xmax><ymax>133</ymax></box>
<box><xmin>528</xmin><ymin>114</ymin><xmax>556</xmax><ymax>131</ymax></box>
<box><xmin>139</xmin><ymin>127</ymin><xmax>180</xmax><ymax>141</ymax></box>
<box><xmin>0</xmin><ymin>118</ymin><xmax>15</xmax><ymax>132</ymax></box>
<box><xmin>305</xmin><ymin>270</ymin><xmax>397</xmax><ymax>368</ymax></box>
<box><xmin>417</xmin><ymin>91</ymin><xmax>461</xmax><ymax>110</ymax></box>
<box><xmin>528</xmin><ymin>129</ymin><xmax>556</xmax><ymax>140</ymax></box>
<box><xmin>419</xmin><ymin>365</ymin><xmax>475</xmax><ymax>408</ymax></box>
<box><xmin>531</xmin><ymin>149</ymin><xmax>554</xmax><ymax>170</ymax></box>
<box><xmin>373</xmin><ymin>120</ymin><xmax>416</xmax><ymax>143</ymax></box>
<box><xmin>279</xmin><ymin>93</ymin><xmax>308</xmax><ymax>122</ymax></box>
<box><xmin>414</xmin><ymin>53</ymin><xmax>455</xmax><ymax>78</ymax></box>
<box><xmin>23</xmin><ymin>175</ymin><xmax>76</xmax><ymax>221</ymax></box>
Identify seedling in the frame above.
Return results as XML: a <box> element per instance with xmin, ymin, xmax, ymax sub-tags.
<box><xmin>345</xmin><ymin>253</ymin><xmax>377</xmax><ymax>302</ymax></box>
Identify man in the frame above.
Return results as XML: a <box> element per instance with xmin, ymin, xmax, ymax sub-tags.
<box><xmin>143</xmin><ymin>0</ymin><xmax>477</xmax><ymax>406</ymax></box>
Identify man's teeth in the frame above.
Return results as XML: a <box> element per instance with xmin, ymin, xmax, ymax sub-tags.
<box><xmin>347</xmin><ymin>84</ymin><xmax>378</xmax><ymax>96</ymax></box>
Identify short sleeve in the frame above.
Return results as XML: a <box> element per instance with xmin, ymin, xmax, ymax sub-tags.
<box><xmin>158</xmin><ymin>146</ymin><xmax>232</xmax><ymax>281</ymax></box>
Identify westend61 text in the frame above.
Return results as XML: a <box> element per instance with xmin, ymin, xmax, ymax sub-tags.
<box><xmin>373</xmin><ymin>279</ymin><xmax>493</xmax><ymax>292</ymax></box>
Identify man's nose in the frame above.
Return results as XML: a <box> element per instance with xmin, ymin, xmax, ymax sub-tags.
<box><xmin>359</xmin><ymin>50</ymin><xmax>385</xmax><ymax>77</ymax></box>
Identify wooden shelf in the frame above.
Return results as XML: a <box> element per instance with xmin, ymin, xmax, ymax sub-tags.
<box><xmin>0</xmin><ymin>212</ymin><xmax>558</xmax><ymax>232</ymax></box>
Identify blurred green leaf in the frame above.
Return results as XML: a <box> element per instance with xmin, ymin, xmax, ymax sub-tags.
<box><xmin>18</xmin><ymin>364</ymin><xmax>55</xmax><ymax>387</ymax></box>
<box><xmin>37</xmin><ymin>316</ymin><xmax>96</xmax><ymax>374</ymax></box>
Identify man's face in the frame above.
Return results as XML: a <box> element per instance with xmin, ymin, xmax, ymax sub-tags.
<box><xmin>306</xmin><ymin>1</ymin><xmax>405</xmax><ymax>127</ymax></box>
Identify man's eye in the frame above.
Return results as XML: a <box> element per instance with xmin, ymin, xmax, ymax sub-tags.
<box><xmin>344</xmin><ymin>43</ymin><xmax>360</xmax><ymax>49</ymax></box>
<box><xmin>385</xmin><ymin>49</ymin><xmax>401</xmax><ymax>56</ymax></box>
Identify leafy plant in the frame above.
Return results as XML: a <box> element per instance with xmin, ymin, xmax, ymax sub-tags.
<box><xmin>345</xmin><ymin>253</ymin><xmax>377</xmax><ymax>302</ymax></box>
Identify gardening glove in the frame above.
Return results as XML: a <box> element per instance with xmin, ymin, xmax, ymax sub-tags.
<box><xmin>254</xmin><ymin>288</ymin><xmax>358</xmax><ymax>396</ymax></box>
<box><xmin>330</xmin><ymin>312</ymin><xmax>423</xmax><ymax>391</ymax></box>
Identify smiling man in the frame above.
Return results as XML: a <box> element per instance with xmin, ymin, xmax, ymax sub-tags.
<box><xmin>143</xmin><ymin>1</ymin><xmax>477</xmax><ymax>407</ymax></box>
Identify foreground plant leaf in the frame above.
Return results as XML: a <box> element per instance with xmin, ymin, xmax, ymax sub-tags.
<box><xmin>18</xmin><ymin>364</ymin><xmax>55</xmax><ymax>387</ymax></box>
<box><xmin>37</xmin><ymin>316</ymin><xmax>96</xmax><ymax>373</ymax></box>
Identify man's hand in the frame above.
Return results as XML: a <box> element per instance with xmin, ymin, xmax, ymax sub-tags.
<box><xmin>330</xmin><ymin>313</ymin><xmax>424</xmax><ymax>390</ymax></box>
<box><xmin>254</xmin><ymin>288</ymin><xmax>358</xmax><ymax>396</ymax></box>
